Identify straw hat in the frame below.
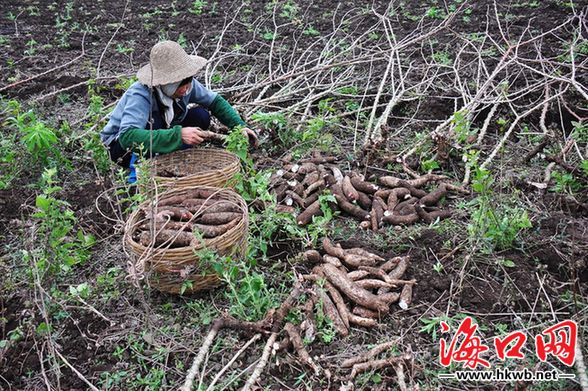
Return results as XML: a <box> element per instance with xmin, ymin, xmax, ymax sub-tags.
<box><xmin>137</xmin><ymin>41</ymin><xmax>208</xmax><ymax>87</ymax></box>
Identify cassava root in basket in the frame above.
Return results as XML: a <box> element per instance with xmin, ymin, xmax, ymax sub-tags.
<box><xmin>193</xmin><ymin>218</ymin><xmax>240</xmax><ymax>238</ymax></box>
<box><xmin>139</xmin><ymin>229</ymin><xmax>195</xmax><ymax>248</ymax></box>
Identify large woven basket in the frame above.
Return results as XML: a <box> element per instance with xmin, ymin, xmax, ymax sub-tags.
<box><xmin>124</xmin><ymin>186</ymin><xmax>248</xmax><ymax>294</ymax></box>
<box><xmin>139</xmin><ymin>148</ymin><xmax>241</xmax><ymax>192</ymax></box>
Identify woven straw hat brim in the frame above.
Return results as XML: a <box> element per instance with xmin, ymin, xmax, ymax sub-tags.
<box><xmin>137</xmin><ymin>54</ymin><xmax>207</xmax><ymax>87</ymax></box>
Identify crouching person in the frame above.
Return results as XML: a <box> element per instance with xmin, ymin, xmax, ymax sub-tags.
<box><xmin>100</xmin><ymin>40</ymin><xmax>257</xmax><ymax>180</ymax></box>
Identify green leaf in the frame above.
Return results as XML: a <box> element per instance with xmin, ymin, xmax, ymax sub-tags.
<box><xmin>502</xmin><ymin>259</ymin><xmax>515</xmax><ymax>268</ymax></box>
<box><xmin>35</xmin><ymin>195</ymin><xmax>51</xmax><ymax>211</ymax></box>
<box><xmin>36</xmin><ymin>322</ymin><xmax>51</xmax><ymax>335</ymax></box>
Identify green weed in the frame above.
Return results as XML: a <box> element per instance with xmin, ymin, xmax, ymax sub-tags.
<box><xmin>551</xmin><ymin>170</ymin><xmax>582</xmax><ymax>194</ymax></box>
<box><xmin>467</xmin><ymin>168</ymin><xmax>532</xmax><ymax>253</ymax></box>
<box><xmin>8</xmin><ymin>108</ymin><xmax>60</xmax><ymax>165</ymax></box>
<box><xmin>31</xmin><ymin>168</ymin><xmax>95</xmax><ymax>276</ymax></box>
<box><xmin>189</xmin><ymin>0</ymin><xmax>207</xmax><ymax>15</ymax></box>
<box><xmin>222</xmin><ymin>260</ymin><xmax>282</xmax><ymax>321</ymax></box>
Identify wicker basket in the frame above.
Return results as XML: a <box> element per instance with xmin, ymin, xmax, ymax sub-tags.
<box><xmin>124</xmin><ymin>186</ymin><xmax>248</xmax><ymax>294</ymax></box>
<box><xmin>139</xmin><ymin>148</ymin><xmax>241</xmax><ymax>192</ymax></box>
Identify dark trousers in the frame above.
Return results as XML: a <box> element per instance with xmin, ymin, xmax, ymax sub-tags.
<box><xmin>108</xmin><ymin>107</ymin><xmax>211</xmax><ymax>168</ymax></box>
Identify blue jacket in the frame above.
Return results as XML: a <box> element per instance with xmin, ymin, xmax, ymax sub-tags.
<box><xmin>100</xmin><ymin>80</ymin><xmax>217</xmax><ymax>147</ymax></box>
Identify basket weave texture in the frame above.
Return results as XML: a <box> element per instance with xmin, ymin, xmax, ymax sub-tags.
<box><xmin>141</xmin><ymin>147</ymin><xmax>241</xmax><ymax>191</ymax></box>
<box><xmin>124</xmin><ymin>186</ymin><xmax>248</xmax><ymax>294</ymax></box>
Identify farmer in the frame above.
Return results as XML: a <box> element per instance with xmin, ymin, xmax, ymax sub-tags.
<box><xmin>100</xmin><ymin>40</ymin><xmax>257</xmax><ymax>175</ymax></box>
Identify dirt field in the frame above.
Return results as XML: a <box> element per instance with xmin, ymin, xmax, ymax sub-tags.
<box><xmin>1</xmin><ymin>0</ymin><xmax>587</xmax><ymax>390</ymax></box>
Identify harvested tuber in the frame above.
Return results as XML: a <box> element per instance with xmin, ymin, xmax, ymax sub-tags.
<box><xmin>285</xmin><ymin>190</ymin><xmax>305</xmax><ymax>208</ymax></box>
<box><xmin>382</xmin><ymin>213</ymin><xmax>419</xmax><ymax>225</ymax></box>
<box><xmin>342</xmin><ymin>176</ymin><xmax>360</xmax><ymax>202</ymax></box>
<box><xmin>303</xmin><ymin>250</ymin><xmax>322</xmax><ymax>264</ymax></box>
<box><xmin>316</xmin><ymin>287</ymin><xmax>349</xmax><ymax>336</ymax></box>
<box><xmin>298</xmin><ymin>162</ymin><xmax>318</xmax><ymax>175</ymax></box>
<box><xmin>347</xmin><ymin>270</ymin><xmax>370</xmax><ymax>281</ymax></box>
<box><xmin>324</xmin><ymin>280</ymin><xmax>351</xmax><ymax>329</ymax></box>
<box><xmin>331</xmin><ymin>184</ymin><xmax>370</xmax><ymax>221</ymax></box>
<box><xmin>420</xmin><ymin>184</ymin><xmax>447</xmax><ymax>206</ymax></box>
<box><xmin>193</xmin><ymin>218</ymin><xmax>239</xmax><ymax>238</ymax></box>
<box><xmin>139</xmin><ymin>220</ymin><xmax>192</xmax><ymax>232</ymax></box>
<box><xmin>157</xmin><ymin>195</ymin><xmax>189</xmax><ymax>207</ymax></box>
<box><xmin>346</xmin><ymin>248</ymin><xmax>385</xmax><ymax>262</ymax></box>
<box><xmin>327</xmin><ymin>165</ymin><xmax>344</xmax><ymax>184</ymax></box>
<box><xmin>303</xmin><ymin>178</ymin><xmax>326</xmax><ymax>199</ymax></box>
<box><xmin>387</xmin><ymin>188</ymin><xmax>411</xmax><ymax>211</ymax></box>
<box><xmin>198</xmin><ymin>212</ymin><xmax>241</xmax><ymax>225</ymax></box>
<box><xmin>301</xmin><ymin>171</ymin><xmax>320</xmax><ymax>187</ymax></box>
<box><xmin>379</xmin><ymin>173</ymin><xmax>448</xmax><ymax>188</ymax></box>
<box><xmin>153</xmin><ymin>206</ymin><xmax>193</xmax><ymax>221</ymax></box>
<box><xmin>139</xmin><ymin>229</ymin><xmax>194</xmax><ymax>248</ymax></box>
<box><xmin>356</xmin><ymin>190</ymin><xmax>372</xmax><ymax>210</ymax></box>
<box><xmin>352</xmin><ymin>306</ymin><xmax>379</xmax><ymax>319</ymax></box>
<box><xmin>355</xmin><ymin>279</ymin><xmax>392</xmax><ymax>290</ymax></box>
<box><xmin>322</xmin><ymin>263</ymin><xmax>389</xmax><ymax>313</ymax></box>
<box><xmin>379</xmin><ymin>292</ymin><xmax>400</xmax><ymax>304</ymax></box>
<box><xmin>303</xmin><ymin>191</ymin><xmax>320</xmax><ymax>208</ymax></box>
<box><xmin>349</xmin><ymin>174</ymin><xmax>379</xmax><ymax>194</ymax></box>
<box><xmin>323</xmin><ymin>255</ymin><xmax>343</xmax><ymax>268</ymax></box>
<box><xmin>297</xmin><ymin>200</ymin><xmax>323</xmax><ymax>225</ymax></box>
<box><xmin>347</xmin><ymin>313</ymin><xmax>378</xmax><ymax>328</ymax></box>
<box><xmin>415</xmin><ymin>204</ymin><xmax>451</xmax><ymax>224</ymax></box>
<box><xmin>398</xmin><ymin>284</ymin><xmax>413</xmax><ymax>310</ymax></box>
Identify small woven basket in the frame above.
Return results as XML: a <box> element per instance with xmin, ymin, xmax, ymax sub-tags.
<box><xmin>124</xmin><ymin>186</ymin><xmax>248</xmax><ymax>294</ymax></box>
<box><xmin>139</xmin><ymin>148</ymin><xmax>240</xmax><ymax>192</ymax></box>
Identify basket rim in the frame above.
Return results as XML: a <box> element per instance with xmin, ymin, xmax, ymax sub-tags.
<box><xmin>150</xmin><ymin>147</ymin><xmax>240</xmax><ymax>175</ymax></box>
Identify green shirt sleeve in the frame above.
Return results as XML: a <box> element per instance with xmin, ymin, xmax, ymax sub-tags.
<box><xmin>209</xmin><ymin>95</ymin><xmax>247</xmax><ymax>129</ymax></box>
<box><xmin>119</xmin><ymin>125</ymin><xmax>183</xmax><ymax>154</ymax></box>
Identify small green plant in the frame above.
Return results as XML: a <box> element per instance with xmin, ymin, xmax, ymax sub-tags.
<box><xmin>433</xmin><ymin>261</ymin><xmax>444</xmax><ymax>274</ymax></box>
<box><xmin>303</xmin><ymin>26</ymin><xmax>320</xmax><ymax>36</ymax></box>
<box><xmin>0</xmin><ymin>132</ymin><xmax>18</xmax><ymax>189</ymax></box>
<box><xmin>421</xmin><ymin>158</ymin><xmax>440</xmax><ymax>172</ymax></box>
<box><xmin>115</xmin><ymin>44</ymin><xmax>134</xmax><ymax>54</ymax></box>
<box><xmin>498</xmin><ymin>258</ymin><xmax>515</xmax><ymax>268</ymax></box>
<box><xmin>24</xmin><ymin>39</ymin><xmax>38</xmax><ymax>56</ymax></box>
<box><xmin>222</xmin><ymin>260</ymin><xmax>282</xmax><ymax>321</ymax></box>
<box><xmin>189</xmin><ymin>0</ymin><xmax>207</xmax><ymax>15</ymax></box>
<box><xmin>571</xmin><ymin>121</ymin><xmax>588</xmax><ymax>143</ymax></box>
<box><xmin>279</xmin><ymin>0</ymin><xmax>299</xmax><ymax>21</ymax></box>
<box><xmin>467</xmin><ymin>167</ymin><xmax>532</xmax><ymax>253</ymax></box>
<box><xmin>425</xmin><ymin>7</ymin><xmax>445</xmax><ymax>19</ymax></box>
<box><xmin>31</xmin><ymin>168</ymin><xmax>95</xmax><ymax>276</ymax></box>
<box><xmin>551</xmin><ymin>170</ymin><xmax>582</xmax><ymax>194</ymax></box>
<box><xmin>8</xmin><ymin>109</ymin><xmax>60</xmax><ymax>164</ymax></box>
<box><xmin>581</xmin><ymin>160</ymin><xmax>588</xmax><ymax>176</ymax></box>
<box><xmin>432</xmin><ymin>50</ymin><xmax>452</xmax><ymax>66</ymax></box>
<box><xmin>262</xmin><ymin>30</ymin><xmax>276</xmax><ymax>41</ymax></box>
<box><xmin>314</xmin><ymin>294</ymin><xmax>338</xmax><ymax>343</ymax></box>
<box><xmin>451</xmin><ymin>109</ymin><xmax>474</xmax><ymax>145</ymax></box>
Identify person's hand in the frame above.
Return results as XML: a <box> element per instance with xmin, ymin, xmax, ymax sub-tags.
<box><xmin>181</xmin><ymin>127</ymin><xmax>206</xmax><ymax>145</ymax></box>
<box><xmin>242</xmin><ymin>127</ymin><xmax>260</xmax><ymax>148</ymax></box>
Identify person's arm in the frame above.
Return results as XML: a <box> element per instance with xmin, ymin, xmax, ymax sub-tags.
<box><xmin>208</xmin><ymin>95</ymin><xmax>248</xmax><ymax>129</ymax></box>
<box><xmin>189</xmin><ymin>80</ymin><xmax>259</xmax><ymax>146</ymax></box>
<box><xmin>119</xmin><ymin>126</ymin><xmax>183</xmax><ymax>154</ymax></box>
